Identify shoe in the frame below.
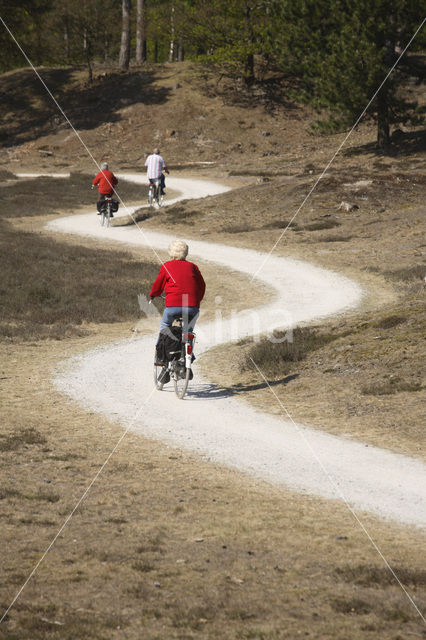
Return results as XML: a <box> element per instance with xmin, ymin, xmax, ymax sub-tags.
<box><xmin>161</xmin><ymin>190</ymin><xmax>165</xmax><ymax>196</ymax></box>
<box><xmin>155</xmin><ymin>361</ymin><xmax>165</xmax><ymax>367</ymax></box>
<box><xmin>158</xmin><ymin>367</ymin><xmax>170</xmax><ymax>384</ymax></box>
<box><xmin>97</xmin><ymin>212</ymin><xmax>101</xmax><ymax>215</ymax></box>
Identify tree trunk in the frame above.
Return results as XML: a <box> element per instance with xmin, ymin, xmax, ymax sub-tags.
<box><xmin>377</xmin><ymin>88</ymin><xmax>390</xmax><ymax>148</ymax></box>
<box><xmin>168</xmin><ymin>2</ymin><xmax>175</xmax><ymax>62</ymax></box>
<box><xmin>177</xmin><ymin>37</ymin><xmax>184</xmax><ymax>62</ymax></box>
<box><xmin>245</xmin><ymin>53</ymin><xmax>255</xmax><ymax>84</ymax></box>
<box><xmin>135</xmin><ymin>0</ymin><xmax>146</xmax><ymax>63</ymax></box>
<box><xmin>83</xmin><ymin>29</ymin><xmax>93</xmax><ymax>83</ymax></box>
<box><xmin>119</xmin><ymin>0</ymin><xmax>131</xmax><ymax>70</ymax></box>
<box><xmin>104</xmin><ymin>32</ymin><xmax>110</xmax><ymax>62</ymax></box>
<box><xmin>63</xmin><ymin>17</ymin><xmax>70</xmax><ymax>61</ymax></box>
<box><xmin>244</xmin><ymin>2</ymin><xmax>255</xmax><ymax>84</ymax></box>
<box><xmin>154</xmin><ymin>39</ymin><xmax>158</xmax><ymax>63</ymax></box>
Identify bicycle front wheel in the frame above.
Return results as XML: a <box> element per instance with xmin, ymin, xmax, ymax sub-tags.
<box><xmin>174</xmin><ymin>367</ymin><xmax>191</xmax><ymax>399</ymax></box>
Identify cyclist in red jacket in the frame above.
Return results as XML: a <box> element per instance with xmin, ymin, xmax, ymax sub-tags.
<box><xmin>92</xmin><ymin>162</ymin><xmax>118</xmax><ymax>214</ymax></box>
<box><xmin>150</xmin><ymin>240</ymin><xmax>205</xmax><ymax>373</ymax></box>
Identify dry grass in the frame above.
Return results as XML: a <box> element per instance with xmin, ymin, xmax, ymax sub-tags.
<box><xmin>0</xmin><ymin>175</ymin><xmax>162</xmax><ymax>341</ymax></box>
<box><xmin>1</xmin><ymin>337</ymin><xmax>425</xmax><ymax>639</ymax></box>
<box><xmin>0</xmin><ymin>173</ymin><xmax>144</xmax><ymax>218</ymax></box>
<box><xmin>0</xmin><ymin>427</ymin><xmax>46</xmax><ymax>451</ymax></box>
<box><xmin>0</xmin><ymin>63</ymin><xmax>425</xmax><ymax>640</ymax></box>
<box><xmin>0</xmin><ymin>222</ymin><xmax>159</xmax><ymax>341</ymax></box>
<box><xmin>241</xmin><ymin>327</ymin><xmax>341</xmax><ymax>377</ymax></box>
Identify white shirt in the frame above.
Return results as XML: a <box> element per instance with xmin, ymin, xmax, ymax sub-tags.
<box><xmin>145</xmin><ymin>153</ymin><xmax>166</xmax><ymax>179</ymax></box>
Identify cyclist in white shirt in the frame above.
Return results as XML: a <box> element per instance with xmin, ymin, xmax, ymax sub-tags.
<box><xmin>145</xmin><ymin>148</ymin><xmax>169</xmax><ymax>195</ymax></box>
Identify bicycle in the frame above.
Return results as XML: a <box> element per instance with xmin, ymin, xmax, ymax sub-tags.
<box><xmin>99</xmin><ymin>195</ymin><xmax>118</xmax><ymax>227</ymax></box>
<box><xmin>148</xmin><ymin>178</ymin><xmax>164</xmax><ymax>208</ymax></box>
<box><xmin>153</xmin><ymin>318</ymin><xmax>195</xmax><ymax>399</ymax></box>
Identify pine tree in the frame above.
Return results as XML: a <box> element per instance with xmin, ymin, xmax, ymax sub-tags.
<box><xmin>119</xmin><ymin>0</ymin><xmax>132</xmax><ymax>70</ymax></box>
<box><xmin>272</xmin><ymin>0</ymin><xmax>426</xmax><ymax>147</ymax></box>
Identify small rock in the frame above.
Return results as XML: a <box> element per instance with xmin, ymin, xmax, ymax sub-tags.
<box><xmin>256</xmin><ymin>176</ymin><xmax>270</xmax><ymax>183</ymax></box>
<box><xmin>335</xmin><ymin>535</ymin><xmax>348</xmax><ymax>540</ymax></box>
<box><xmin>337</xmin><ymin>201</ymin><xmax>359</xmax><ymax>212</ymax></box>
<box><xmin>261</xmin><ymin>131</ymin><xmax>271</xmax><ymax>137</ymax></box>
<box><xmin>153</xmin><ymin>581</ymin><xmax>161</xmax><ymax>588</ymax></box>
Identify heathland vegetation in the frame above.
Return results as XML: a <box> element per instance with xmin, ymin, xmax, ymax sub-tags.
<box><xmin>0</xmin><ymin>4</ymin><xmax>425</xmax><ymax>638</ymax></box>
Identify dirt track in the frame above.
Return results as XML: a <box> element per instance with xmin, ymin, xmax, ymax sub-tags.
<box><xmin>48</xmin><ymin>175</ymin><xmax>426</xmax><ymax>528</ymax></box>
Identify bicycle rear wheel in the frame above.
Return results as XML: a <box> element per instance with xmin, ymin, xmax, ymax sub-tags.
<box><xmin>105</xmin><ymin>203</ymin><xmax>111</xmax><ymax>227</ymax></box>
<box><xmin>174</xmin><ymin>367</ymin><xmax>191</xmax><ymax>399</ymax></box>
<box><xmin>154</xmin><ymin>361</ymin><xmax>164</xmax><ymax>391</ymax></box>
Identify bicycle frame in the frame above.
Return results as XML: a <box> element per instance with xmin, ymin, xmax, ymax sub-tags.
<box><xmin>148</xmin><ymin>178</ymin><xmax>163</xmax><ymax>207</ymax></box>
<box><xmin>153</xmin><ymin>317</ymin><xmax>196</xmax><ymax>399</ymax></box>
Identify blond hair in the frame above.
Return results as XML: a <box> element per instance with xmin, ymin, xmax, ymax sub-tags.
<box><xmin>168</xmin><ymin>240</ymin><xmax>188</xmax><ymax>260</ymax></box>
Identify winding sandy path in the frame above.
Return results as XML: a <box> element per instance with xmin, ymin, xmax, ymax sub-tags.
<box><xmin>47</xmin><ymin>174</ymin><xmax>426</xmax><ymax>529</ymax></box>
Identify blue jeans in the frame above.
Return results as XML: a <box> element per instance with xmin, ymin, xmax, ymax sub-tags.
<box><xmin>159</xmin><ymin>306</ymin><xmax>199</xmax><ymax>335</ymax></box>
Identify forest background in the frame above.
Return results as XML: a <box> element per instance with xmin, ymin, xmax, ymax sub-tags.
<box><xmin>1</xmin><ymin>0</ymin><xmax>425</xmax><ymax>147</ymax></box>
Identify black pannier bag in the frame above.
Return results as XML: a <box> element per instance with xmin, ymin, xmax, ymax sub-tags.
<box><xmin>112</xmin><ymin>200</ymin><xmax>119</xmax><ymax>212</ymax></box>
<box><xmin>156</xmin><ymin>325</ymin><xmax>182</xmax><ymax>363</ymax></box>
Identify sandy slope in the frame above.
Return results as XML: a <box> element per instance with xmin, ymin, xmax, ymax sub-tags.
<box><xmin>47</xmin><ymin>174</ymin><xmax>426</xmax><ymax>529</ymax></box>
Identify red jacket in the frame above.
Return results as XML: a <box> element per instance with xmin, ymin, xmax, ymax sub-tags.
<box><xmin>92</xmin><ymin>169</ymin><xmax>118</xmax><ymax>195</ymax></box>
<box><xmin>150</xmin><ymin>259</ymin><xmax>206</xmax><ymax>307</ymax></box>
